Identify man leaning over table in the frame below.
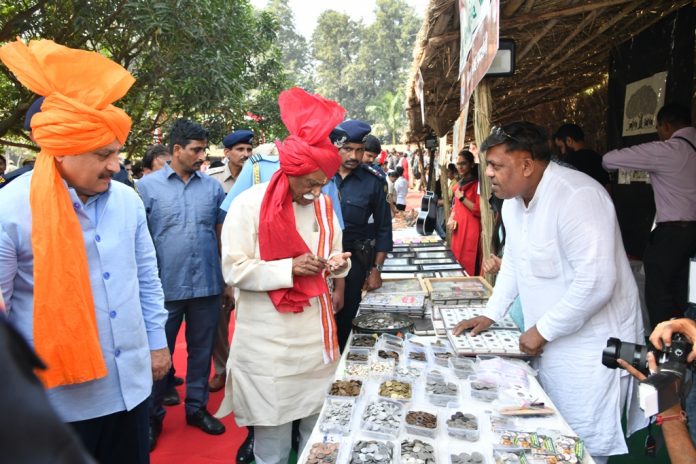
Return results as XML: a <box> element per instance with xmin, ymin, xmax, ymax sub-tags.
<box><xmin>454</xmin><ymin>122</ymin><xmax>646</xmax><ymax>463</ymax></box>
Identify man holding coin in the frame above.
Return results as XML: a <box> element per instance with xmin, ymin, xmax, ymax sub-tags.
<box><xmin>216</xmin><ymin>88</ymin><xmax>351</xmax><ymax>463</ymax></box>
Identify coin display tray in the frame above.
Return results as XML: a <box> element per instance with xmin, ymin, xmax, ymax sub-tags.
<box><xmin>447</xmin><ymin>330</ymin><xmax>523</xmax><ymax>356</ymax></box>
<box><xmin>437</xmin><ymin>307</ymin><xmax>518</xmax><ymax>331</ymax></box>
<box><xmin>318</xmin><ymin>397</ymin><xmax>356</xmax><ymax>436</ymax></box>
<box><xmin>425</xmin><ymin>277</ymin><xmax>492</xmax><ymax>303</ymax></box>
<box><xmin>369</xmin><ymin>278</ymin><xmax>429</xmax><ymax>296</ymax></box>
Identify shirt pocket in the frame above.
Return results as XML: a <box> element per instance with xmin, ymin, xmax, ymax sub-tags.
<box><xmin>196</xmin><ymin>198</ymin><xmax>218</xmax><ymax>227</ymax></box>
<box><xmin>343</xmin><ymin>197</ymin><xmax>369</xmax><ymax>225</ymax></box>
<box><xmin>528</xmin><ymin>239</ymin><xmax>561</xmax><ymax>279</ymax></box>
<box><xmin>153</xmin><ymin>200</ymin><xmax>182</xmax><ymax>232</ymax></box>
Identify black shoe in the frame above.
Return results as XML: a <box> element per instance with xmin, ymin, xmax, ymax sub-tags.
<box><xmin>174</xmin><ymin>375</ymin><xmax>184</xmax><ymax>386</ymax></box>
<box><xmin>186</xmin><ymin>408</ymin><xmax>226</xmax><ymax>435</ymax></box>
<box><xmin>163</xmin><ymin>386</ymin><xmax>180</xmax><ymax>406</ymax></box>
<box><xmin>149</xmin><ymin>419</ymin><xmax>162</xmax><ymax>452</ymax></box>
<box><xmin>236</xmin><ymin>427</ymin><xmax>254</xmax><ymax>463</ymax></box>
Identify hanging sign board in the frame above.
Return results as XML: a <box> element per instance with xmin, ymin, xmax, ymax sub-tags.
<box><xmin>459</xmin><ymin>0</ymin><xmax>500</xmax><ymax>109</ymax></box>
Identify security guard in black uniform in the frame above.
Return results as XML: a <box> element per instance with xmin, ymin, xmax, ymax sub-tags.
<box><xmin>332</xmin><ymin>120</ymin><xmax>393</xmax><ymax>350</ymax></box>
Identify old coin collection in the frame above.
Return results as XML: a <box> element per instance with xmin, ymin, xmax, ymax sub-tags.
<box><xmin>306</xmin><ymin>443</ymin><xmax>341</xmax><ymax>464</ymax></box>
<box><xmin>301</xmin><ymin>233</ymin><xmax>588</xmax><ymax>464</ymax></box>
<box><xmin>359</xmin><ymin>293</ymin><xmax>428</xmax><ymax>317</ymax></box>
<box><xmin>304</xmin><ymin>333</ymin><xmax>587</xmax><ymax>464</ymax></box>
<box><xmin>432</xmin><ymin>305</ymin><xmax>525</xmax><ymax>357</ymax></box>
<box><xmin>381</xmin><ymin>237</ymin><xmax>466</xmax><ymax>279</ymax></box>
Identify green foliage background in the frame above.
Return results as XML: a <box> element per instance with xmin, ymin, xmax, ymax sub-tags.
<box><xmin>0</xmin><ymin>0</ymin><xmax>420</xmax><ymax>158</ymax></box>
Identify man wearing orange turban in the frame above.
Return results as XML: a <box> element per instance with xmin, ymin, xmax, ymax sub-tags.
<box><xmin>0</xmin><ymin>39</ymin><xmax>170</xmax><ymax>464</ymax></box>
<box><xmin>216</xmin><ymin>87</ymin><xmax>351</xmax><ymax>462</ymax></box>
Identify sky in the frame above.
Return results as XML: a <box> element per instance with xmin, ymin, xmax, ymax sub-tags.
<box><xmin>250</xmin><ymin>0</ymin><xmax>430</xmax><ymax>39</ymax></box>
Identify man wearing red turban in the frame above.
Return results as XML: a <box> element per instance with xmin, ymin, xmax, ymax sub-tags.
<box><xmin>0</xmin><ymin>40</ymin><xmax>169</xmax><ymax>464</ymax></box>
<box><xmin>216</xmin><ymin>87</ymin><xmax>351</xmax><ymax>462</ymax></box>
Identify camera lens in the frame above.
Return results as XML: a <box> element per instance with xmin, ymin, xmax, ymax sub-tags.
<box><xmin>602</xmin><ymin>337</ymin><xmax>649</xmax><ymax>375</ymax></box>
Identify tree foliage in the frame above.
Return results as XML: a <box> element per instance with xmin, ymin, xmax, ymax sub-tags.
<box><xmin>264</xmin><ymin>0</ymin><xmax>313</xmax><ymax>91</ymax></box>
<box><xmin>311</xmin><ymin>10</ymin><xmax>364</xmax><ymax>118</ymax></box>
<box><xmin>366</xmin><ymin>90</ymin><xmax>406</xmax><ymax>145</ymax></box>
<box><xmin>0</xmin><ymin>0</ymin><xmax>290</xmax><ymax>157</ymax></box>
<box><xmin>310</xmin><ymin>0</ymin><xmax>419</xmax><ymax>140</ymax></box>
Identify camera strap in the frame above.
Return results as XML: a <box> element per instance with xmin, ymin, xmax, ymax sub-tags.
<box><xmin>644</xmin><ymin>420</ymin><xmax>657</xmax><ymax>457</ymax></box>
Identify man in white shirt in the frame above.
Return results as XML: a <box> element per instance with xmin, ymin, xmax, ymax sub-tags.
<box><xmin>454</xmin><ymin>122</ymin><xmax>645</xmax><ymax>463</ymax></box>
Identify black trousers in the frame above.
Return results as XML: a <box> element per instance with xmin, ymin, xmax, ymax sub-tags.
<box><xmin>643</xmin><ymin>222</ymin><xmax>696</xmax><ymax>328</ymax></box>
<box><xmin>335</xmin><ymin>256</ymin><xmax>368</xmax><ymax>351</ymax></box>
<box><xmin>69</xmin><ymin>399</ymin><xmax>149</xmax><ymax>464</ymax></box>
<box><xmin>150</xmin><ymin>295</ymin><xmax>220</xmax><ymax>420</ymax></box>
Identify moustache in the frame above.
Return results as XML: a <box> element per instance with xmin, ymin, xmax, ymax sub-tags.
<box><xmin>303</xmin><ymin>193</ymin><xmax>320</xmax><ymax>201</ymax></box>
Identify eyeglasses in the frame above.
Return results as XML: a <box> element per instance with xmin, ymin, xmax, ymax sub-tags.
<box><xmin>490</xmin><ymin>126</ymin><xmax>520</xmax><ymax>142</ymax></box>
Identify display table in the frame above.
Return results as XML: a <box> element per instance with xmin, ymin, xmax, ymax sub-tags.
<box><xmin>298</xmin><ymin>229</ymin><xmax>594</xmax><ymax>463</ymax></box>
<box><xmin>298</xmin><ymin>332</ymin><xmax>596</xmax><ymax>464</ymax></box>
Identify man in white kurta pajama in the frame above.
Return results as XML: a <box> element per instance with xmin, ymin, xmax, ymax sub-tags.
<box><xmin>216</xmin><ymin>88</ymin><xmax>351</xmax><ymax>464</ymax></box>
<box><xmin>455</xmin><ymin>122</ymin><xmax>646</xmax><ymax>463</ymax></box>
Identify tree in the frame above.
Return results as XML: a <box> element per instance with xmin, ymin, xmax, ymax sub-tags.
<box><xmin>311</xmin><ymin>10</ymin><xmax>364</xmax><ymax>118</ymax></box>
<box><xmin>0</xmin><ymin>0</ymin><xmax>289</xmax><ymax>157</ymax></box>
<box><xmin>264</xmin><ymin>0</ymin><xmax>314</xmax><ymax>91</ymax></box>
<box><xmin>311</xmin><ymin>0</ymin><xmax>419</xmax><ymax>121</ymax></box>
<box><xmin>366</xmin><ymin>90</ymin><xmax>406</xmax><ymax>144</ymax></box>
<box><xmin>358</xmin><ymin>0</ymin><xmax>420</xmax><ymax>98</ymax></box>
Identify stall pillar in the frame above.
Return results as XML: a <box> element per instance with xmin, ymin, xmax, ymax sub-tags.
<box><xmin>474</xmin><ymin>80</ymin><xmax>494</xmax><ymax>283</ymax></box>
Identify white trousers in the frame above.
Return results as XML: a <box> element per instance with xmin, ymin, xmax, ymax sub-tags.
<box><xmin>253</xmin><ymin>414</ymin><xmax>318</xmax><ymax>464</ymax></box>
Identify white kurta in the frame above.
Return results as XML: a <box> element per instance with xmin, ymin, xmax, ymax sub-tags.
<box><xmin>484</xmin><ymin>162</ymin><xmax>646</xmax><ymax>456</ymax></box>
<box><xmin>215</xmin><ymin>183</ymin><xmax>349</xmax><ymax>426</ymax></box>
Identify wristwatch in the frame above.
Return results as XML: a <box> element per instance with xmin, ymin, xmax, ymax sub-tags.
<box><xmin>373</xmin><ymin>263</ymin><xmax>383</xmax><ymax>272</ymax></box>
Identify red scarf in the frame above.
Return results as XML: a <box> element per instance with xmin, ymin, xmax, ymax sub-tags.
<box><xmin>258</xmin><ymin>87</ymin><xmax>345</xmax><ymax>313</ymax></box>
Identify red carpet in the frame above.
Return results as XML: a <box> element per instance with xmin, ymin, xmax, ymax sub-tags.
<box><xmin>151</xmin><ymin>320</ymin><xmax>246</xmax><ymax>464</ymax></box>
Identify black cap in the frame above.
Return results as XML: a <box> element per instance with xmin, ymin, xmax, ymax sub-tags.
<box><xmin>24</xmin><ymin>97</ymin><xmax>45</xmax><ymax>132</ymax></box>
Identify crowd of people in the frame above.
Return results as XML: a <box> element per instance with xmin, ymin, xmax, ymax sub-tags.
<box><xmin>1</xmin><ymin>38</ymin><xmax>695</xmax><ymax>464</ymax></box>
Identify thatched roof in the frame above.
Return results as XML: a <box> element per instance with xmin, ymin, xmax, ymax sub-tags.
<box><xmin>406</xmin><ymin>0</ymin><xmax>691</xmax><ymax>141</ymax></box>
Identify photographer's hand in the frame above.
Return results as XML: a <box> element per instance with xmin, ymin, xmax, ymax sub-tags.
<box><xmin>619</xmin><ymin>352</ymin><xmax>696</xmax><ymax>463</ymax></box>
<box><xmin>617</xmin><ymin>351</ymin><xmax>659</xmax><ymax>381</ymax></box>
<box><xmin>649</xmin><ymin>319</ymin><xmax>696</xmax><ymax>363</ymax></box>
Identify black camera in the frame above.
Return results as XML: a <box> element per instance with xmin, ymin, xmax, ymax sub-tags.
<box><xmin>602</xmin><ymin>334</ymin><xmax>693</xmax><ymax>416</ymax></box>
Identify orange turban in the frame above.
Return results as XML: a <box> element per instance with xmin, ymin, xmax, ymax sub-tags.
<box><xmin>0</xmin><ymin>39</ymin><xmax>134</xmax><ymax>388</ymax></box>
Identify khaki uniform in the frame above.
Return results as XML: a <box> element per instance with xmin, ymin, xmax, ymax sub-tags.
<box><xmin>207</xmin><ymin>163</ymin><xmax>236</xmax><ymax>193</ymax></box>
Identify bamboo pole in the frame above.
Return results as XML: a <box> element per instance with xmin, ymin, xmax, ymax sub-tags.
<box><xmin>473</xmin><ymin>80</ymin><xmax>494</xmax><ymax>284</ymax></box>
<box><xmin>439</xmin><ymin>135</ymin><xmax>451</xmax><ymax>244</ymax></box>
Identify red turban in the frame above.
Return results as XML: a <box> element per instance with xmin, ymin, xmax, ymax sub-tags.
<box><xmin>258</xmin><ymin>87</ymin><xmax>345</xmax><ymax>313</ymax></box>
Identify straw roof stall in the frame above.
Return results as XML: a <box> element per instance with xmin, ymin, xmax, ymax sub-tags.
<box><xmin>406</xmin><ymin>0</ymin><xmax>691</xmax><ymax>141</ymax></box>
